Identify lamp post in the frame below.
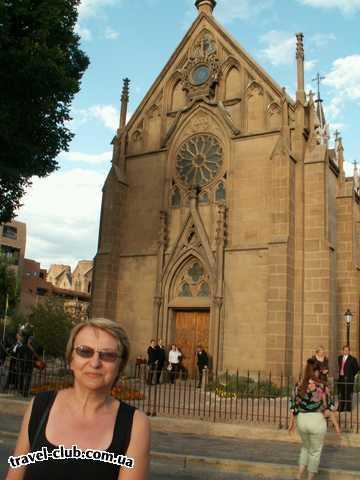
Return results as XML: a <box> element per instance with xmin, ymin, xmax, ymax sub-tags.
<box><xmin>344</xmin><ymin>309</ymin><xmax>353</xmax><ymax>346</ymax></box>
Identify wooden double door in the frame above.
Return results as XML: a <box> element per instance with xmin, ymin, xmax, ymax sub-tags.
<box><xmin>175</xmin><ymin>310</ymin><xmax>209</xmax><ymax>376</ymax></box>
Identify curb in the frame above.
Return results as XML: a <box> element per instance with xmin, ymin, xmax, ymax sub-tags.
<box><xmin>1</xmin><ymin>429</ymin><xmax>358</xmax><ymax>480</ymax></box>
<box><xmin>1</xmin><ymin>395</ymin><xmax>360</xmax><ymax>448</ymax></box>
<box><xmin>151</xmin><ymin>451</ymin><xmax>360</xmax><ymax>480</ymax></box>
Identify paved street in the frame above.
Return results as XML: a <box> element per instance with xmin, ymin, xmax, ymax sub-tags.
<box><xmin>0</xmin><ymin>437</ymin><xmax>290</xmax><ymax>480</ymax></box>
<box><xmin>1</xmin><ymin>410</ymin><xmax>359</xmax><ymax>479</ymax></box>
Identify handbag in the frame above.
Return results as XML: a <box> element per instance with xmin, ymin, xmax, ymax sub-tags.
<box><xmin>34</xmin><ymin>359</ymin><xmax>46</xmax><ymax>370</ymax></box>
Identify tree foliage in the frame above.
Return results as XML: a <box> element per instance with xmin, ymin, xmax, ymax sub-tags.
<box><xmin>0</xmin><ymin>0</ymin><xmax>90</xmax><ymax>222</ymax></box>
<box><xmin>0</xmin><ymin>254</ymin><xmax>20</xmax><ymax>316</ymax></box>
<box><xmin>28</xmin><ymin>300</ymin><xmax>73</xmax><ymax>358</ymax></box>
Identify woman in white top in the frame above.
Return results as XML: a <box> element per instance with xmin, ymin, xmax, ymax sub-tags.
<box><xmin>168</xmin><ymin>345</ymin><xmax>181</xmax><ymax>384</ymax></box>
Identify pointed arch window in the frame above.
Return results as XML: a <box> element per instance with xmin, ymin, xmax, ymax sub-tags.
<box><xmin>199</xmin><ymin>191</ymin><xmax>209</xmax><ymax>204</ymax></box>
<box><xmin>215</xmin><ymin>182</ymin><xmax>226</xmax><ymax>202</ymax></box>
<box><xmin>171</xmin><ymin>187</ymin><xmax>181</xmax><ymax>208</ymax></box>
<box><xmin>174</xmin><ymin>259</ymin><xmax>211</xmax><ymax>298</ymax></box>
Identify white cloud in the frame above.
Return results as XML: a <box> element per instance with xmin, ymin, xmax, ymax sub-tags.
<box><xmin>298</xmin><ymin>0</ymin><xmax>360</xmax><ymax>14</ymax></box>
<box><xmin>323</xmin><ymin>55</ymin><xmax>360</xmax><ymax>100</ymax></box>
<box><xmin>78</xmin><ymin>0</ymin><xmax>120</xmax><ymax>20</ymax></box>
<box><xmin>344</xmin><ymin>161</ymin><xmax>354</xmax><ymax>177</ymax></box>
<box><xmin>321</xmin><ymin>55</ymin><xmax>360</xmax><ymax>120</ymax></box>
<box><xmin>90</xmin><ymin>105</ymin><xmax>119</xmax><ymax>130</ymax></box>
<box><xmin>72</xmin><ymin>104</ymin><xmax>119</xmax><ymax>131</ymax></box>
<box><xmin>59</xmin><ymin>151</ymin><xmax>112</xmax><ymax>165</ymax></box>
<box><xmin>104</xmin><ymin>26</ymin><xmax>120</xmax><ymax>40</ymax></box>
<box><xmin>310</xmin><ymin>33</ymin><xmax>336</xmax><ymax>48</ymax></box>
<box><xmin>74</xmin><ymin>23</ymin><xmax>92</xmax><ymax>41</ymax></box>
<box><xmin>304</xmin><ymin>59</ymin><xmax>318</xmax><ymax>71</ymax></box>
<box><xmin>259</xmin><ymin>31</ymin><xmax>295</xmax><ymax>66</ymax></box>
<box><xmin>17</xmin><ymin>169</ymin><xmax>107</xmax><ymax>269</ymax></box>
<box><xmin>186</xmin><ymin>0</ymin><xmax>272</xmax><ymax>23</ymax></box>
<box><xmin>216</xmin><ymin>0</ymin><xmax>273</xmax><ymax>22</ymax></box>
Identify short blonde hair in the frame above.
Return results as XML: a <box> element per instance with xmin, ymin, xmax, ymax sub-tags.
<box><xmin>66</xmin><ymin>318</ymin><xmax>130</xmax><ymax>377</ymax></box>
<box><xmin>315</xmin><ymin>346</ymin><xmax>325</xmax><ymax>354</ymax></box>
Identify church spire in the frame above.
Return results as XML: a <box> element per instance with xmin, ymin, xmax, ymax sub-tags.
<box><xmin>295</xmin><ymin>32</ymin><xmax>305</xmax><ymax>104</ymax></box>
<box><xmin>195</xmin><ymin>0</ymin><xmax>216</xmax><ymax>15</ymax></box>
<box><xmin>312</xmin><ymin>72</ymin><xmax>326</xmax><ymax>129</ymax></box>
<box><xmin>119</xmin><ymin>78</ymin><xmax>130</xmax><ymax>130</ymax></box>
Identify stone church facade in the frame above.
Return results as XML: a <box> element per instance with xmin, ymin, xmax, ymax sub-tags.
<box><xmin>91</xmin><ymin>0</ymin><xmax>360</xmax><ymax>376</ymax></box>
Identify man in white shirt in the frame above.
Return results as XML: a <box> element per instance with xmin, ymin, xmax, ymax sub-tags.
<box><xmin>168</xmin><ymin>344</ymin><xmax>181</xmax><ymax>384</ymax></box>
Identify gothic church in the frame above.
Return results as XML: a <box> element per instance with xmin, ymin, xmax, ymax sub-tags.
<box><xmin>91</xmin><ymin>0</ymin><xmax>360</xmax><ymax>376</ymax></box>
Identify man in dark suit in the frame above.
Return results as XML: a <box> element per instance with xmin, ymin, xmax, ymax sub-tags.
<box><xmin>196</xmin><ymin>345</ymin><xmax>209</xmax><ymax>388</ymax></box>
<box><xmin>147</xmin><ymin>339</ymin><xmax>158</xmax><ymax>385</ymax></box>
<box><xmin>155</xmin><ymin>339</ymin><xmax>166</xmax><ymax>384</ymax></box>
<box><xmin>337</xmin><ymin>345</ymin><xmax>359</xmax><ymax>412</ymax></box>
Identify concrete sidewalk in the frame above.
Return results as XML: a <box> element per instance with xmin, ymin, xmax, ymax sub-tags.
<box><xmin>1</xmin><ymin>411</ymin><xmax>359</xmax><ymax>479</ymax></box>
<box><xmin>1</xmin><ymin>394</ymin><xmax>359</xmax><ymax>480</ymax></box>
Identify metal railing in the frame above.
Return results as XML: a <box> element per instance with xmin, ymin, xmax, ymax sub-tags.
<box><xmin>1</xmin><ymin>359</ymin><xmax>359</xmax><ymax>433</ymax></box>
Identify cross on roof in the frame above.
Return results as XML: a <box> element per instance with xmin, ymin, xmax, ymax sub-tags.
<box><xmin>334</xmin><ymin>129</ymin><xmax>340</xmax><ymax>141</ymax></box>
<box><xmin>312</xmin><ymin>73</ymin><xmax>325</xmax><ymax>102</ymax></box>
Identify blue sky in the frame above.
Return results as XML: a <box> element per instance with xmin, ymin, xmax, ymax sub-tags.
<box><xmin>17</xmin><ymin>0</ymin><xmax>360</xmax><ymax>269</ymax></box>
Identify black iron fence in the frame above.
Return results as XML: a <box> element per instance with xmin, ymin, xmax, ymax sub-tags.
<box><xmin>1</xmin><ymin>359</ymin><xmax>359</xmax><ymax>433</ymax></box>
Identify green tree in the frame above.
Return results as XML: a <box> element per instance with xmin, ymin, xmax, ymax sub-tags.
<box><xmin>0</xmin><ymin>0</ymin><xmax>90</xmax><ymax>222</ymax></box>
<box><xmin>28</xmin><ymin>300</ymin><xmax>73</xmax><ymax>358</ymax></box>
<box><xmin>0</xmin><ymin>254</ymin><xmax>20</xmax><ymax>317</ymax></box>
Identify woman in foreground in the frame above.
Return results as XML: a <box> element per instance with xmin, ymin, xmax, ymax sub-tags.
<box><xmin>6</xmin><ymin>318</ymin><xmax>150</xmax><ymax>480</ymax></box>
<box><xmin>289</xmin><ymin>358</ymin><xmax>340</xmax><ymax>480</ymax></box>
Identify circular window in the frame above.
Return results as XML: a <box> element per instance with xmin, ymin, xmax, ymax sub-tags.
<box><xmin>176</xmin><ymin>134</ymin><xmax>223</xmax><ymax>187</ymax></box>
<box><xmin>191</xmin><ymin>65</ymin><xmax>210</xmax><ymax>85</ymax></box>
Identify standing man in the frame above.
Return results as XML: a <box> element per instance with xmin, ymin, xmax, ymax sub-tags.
<box><xmin>147</xmin><ymin>339</ymin><xmax>158</xmax><ymax>385</ymax></box>
<box><xmin>155</xmin><ymin>339</ymin><xmax>166</xmax><ymax>385</ymax></box>
<box><xmin>4</xmin><ymin>332</ymin><xmax>24</xmax><ymax>391</ymax></box>
<box><xmin>168</xmin><ymin>344</ymin><xmax>182</xmax><ymax>384</ymax></box>
<box><xmin>337</xmin><ymin>345</ymin><xmax>359</xmax><ymax>412</ymax></box>
<box><xmin>196</xmin><ymin>345</ymin><xmax>209</xmax><ymax>388</ymax></box>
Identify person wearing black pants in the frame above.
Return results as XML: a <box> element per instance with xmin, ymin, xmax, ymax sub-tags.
<box><xmin>196</xmin><ymin>345</ymin><xmax>208</xmax><ymax>388</ymax></box>
<box><xmin>155</xmin><ymin>339</ymin><xmax>166</xmax><ymax>384</ymax></box>
<box><xmin>147</xmin><ymin>339</ymin><xmax>158</xmax><ymax>385</ymax></box>
<box><xmin>337</xmin><ymin>345</ymin><xmax>359</xmax><ymax>412</ymax></box>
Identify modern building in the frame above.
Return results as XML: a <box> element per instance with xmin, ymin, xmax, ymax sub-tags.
<box><xmin>91</xmin><ymin>0</ymin><xmax>360</xmax><ymax>376</ymax></box>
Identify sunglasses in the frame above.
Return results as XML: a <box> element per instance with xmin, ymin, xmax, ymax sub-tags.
<box><xmin>74</xmin><ymin>345</ymin><xmax>120</xmax><ymax>363</ymax></box>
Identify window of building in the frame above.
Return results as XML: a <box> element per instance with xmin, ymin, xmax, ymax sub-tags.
<box><xmin>36</xmin><ymin>287</ymin><xmax>47</xmax><ymax>296</ymax></box>
<box><xmin>0</xmin><ymin>245</ymin><xmax>20</xmax><ymax>265</ymax></box>
<box><xmin>2</xmin><ymin>225</ymin><xmax>17</xmax><ymax>240</ymax></box>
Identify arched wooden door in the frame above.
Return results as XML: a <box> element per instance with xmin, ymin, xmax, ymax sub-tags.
<box><xmin>175</xmin><ymin>310</ymin><xmax>209</xmax><ymax>376</ymax></box>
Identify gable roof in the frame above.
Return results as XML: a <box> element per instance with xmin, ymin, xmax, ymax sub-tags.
<box><xmin>126</xmin><ymin>11</ymin><xmax>294</xmax><ymax>133</ymax></box>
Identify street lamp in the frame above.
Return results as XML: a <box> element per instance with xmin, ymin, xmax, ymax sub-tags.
<box><xmin>344</xmin><ymin>309</ymin><xmax>353</xmax><ymax>346</ymax></box>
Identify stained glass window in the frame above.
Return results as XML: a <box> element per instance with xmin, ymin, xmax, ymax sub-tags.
<box><xmin>215</xmin><ymin>182</ymin><xmax>226</xmax><ymax>202</ymax></box>
<box><xmin>199</xmin><ymin>192</ymin><xmax>209</xmax><ymax>204</ymax></box>
<box><xmin>171</xmin><ymin>187</ymin><xmax>181</xmax><ymax>208</ymax></box>
<box><xmin>198</xmin><ymin>282</ymin><xmax>210</xmax><ymax>297</ymax></box>
<box><xmin>176</xmin><ymin>135</ymin><xmax>222</xmax><ymax>187</ymax></box>
<box><xmin>179</xmin><ymin>283</ymin><xmax>192</xmax><ymax>297</ymax></box>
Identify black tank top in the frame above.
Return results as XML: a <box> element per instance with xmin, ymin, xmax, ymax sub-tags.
<box><xmin>23</xmin><ymin>390</ymin><xmax>136</xmax><ymax>480</ymax></box>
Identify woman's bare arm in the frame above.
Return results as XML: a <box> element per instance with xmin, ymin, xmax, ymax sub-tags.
<box><xmin>119</xmin><ymin>410</ymin><xmax>150</xmax><ymax>480</ymax></box>
<box><xmin>5</xmin><ymin>398</ymin><xmax>34</xmax><ymax>480</ymax></box>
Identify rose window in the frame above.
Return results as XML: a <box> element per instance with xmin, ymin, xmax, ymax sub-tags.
<box><xmin>176</xmin><ymin>134</ymin><xmax>222</xmax><ymax>187</ymax></box>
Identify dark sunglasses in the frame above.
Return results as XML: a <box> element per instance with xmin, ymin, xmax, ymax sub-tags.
<box><xmin>74</xmin><ymin>345</ymin><xmax>120</xmax><ymax>363</ymax></box>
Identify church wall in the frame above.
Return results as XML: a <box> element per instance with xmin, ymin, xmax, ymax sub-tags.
<box><xmin>229</xmin><ymin>134</ymin><xmax>277</xmax><ymax>247</ymax></box>
<box><xmin>119</xmin><ymin>152</ymin><xmax>167</xmax><ymax>255</ymax></box>
<box><xmin>302</xmin><ymin>154</ymin><xmax>331</xmax><ymax>361</ymax></box>
<box><xmin>115</xmin><ymin>255</ymin><xmax>158</xmax><ymax>362</ymax></box>
<box><xmin>222</xmin><ymin>248</ymin><xmax>268</xmax><ymax>372</ymax></box>
<box><xmin>336</xmin><ymin>182</ymin><xmax>360</xmax><ymax>358</ymax></box>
